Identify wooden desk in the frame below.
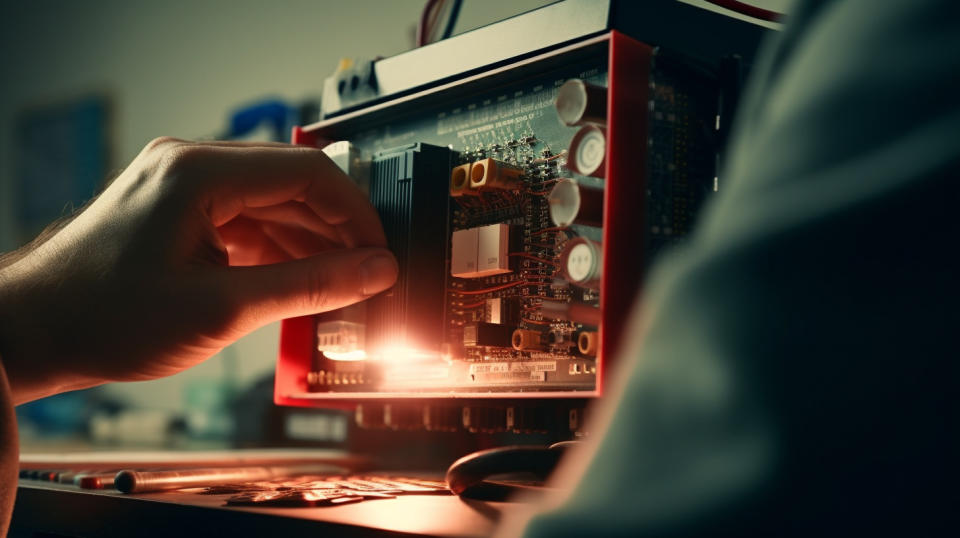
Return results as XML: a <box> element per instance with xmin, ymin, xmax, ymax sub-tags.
<box><xmin>13</xmin><ymin>480</ymin><xmax>508</xmax><ymax>537</ymax></box>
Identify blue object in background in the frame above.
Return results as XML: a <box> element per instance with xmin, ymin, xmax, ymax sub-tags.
<box><xmin>224</xmin><ymin>99</ymin><xmax>298</xmax><ymax>142</ymax></box>
<box><xmin>16</xmin><ymin>392</ymin><xmax>91</xmax><ymax>437</ymax></box>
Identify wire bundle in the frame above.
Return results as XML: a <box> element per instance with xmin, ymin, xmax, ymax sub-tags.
<box><xmin>417</xmin><ymin>0</ymin><xmax>464</xmax><ymax>47</ymax></box>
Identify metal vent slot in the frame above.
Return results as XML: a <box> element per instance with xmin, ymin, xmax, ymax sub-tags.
<box><xmin>367</xmin><ymin>144</ymin><xmax>450</xmax><ymax>356</ymax></box>
<box><xmin>370</xmin><ymin>155</ymin><xmax>410</xmax><ymax>348</ymax></box>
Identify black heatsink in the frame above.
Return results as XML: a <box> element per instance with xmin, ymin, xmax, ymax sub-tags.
<box><xmin>367</xmin><ymin>143</ymin><xmax>452</xmax><ymax>355</ymax></box>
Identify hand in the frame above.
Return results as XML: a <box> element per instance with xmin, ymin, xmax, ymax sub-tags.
<box><xmin>0</xmin><ymin>138</ymin><xmax>398</xmax><ymax>404</ymax></box>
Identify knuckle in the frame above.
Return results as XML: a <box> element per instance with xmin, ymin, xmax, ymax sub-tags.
<box><xmin>156</xmin><ymin>144</ymin><xmax>210</xmax><ymax>180</ymax></box>
<box><xmin>145</xmin><ymin>136</ymin><xmax>183</xmax><ymax>152</ymax></box>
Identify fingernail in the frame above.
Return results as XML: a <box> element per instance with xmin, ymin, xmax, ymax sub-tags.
<box><xmin>359</xmin><ymin>253</ymin><xmax>398</xmax><ymax>296</ymax></box>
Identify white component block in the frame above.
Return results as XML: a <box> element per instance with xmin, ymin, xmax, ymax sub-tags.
<box><xmin>476</xmin><ymin>223</ymin><xmax>511</xmax><ymax>276</ymax></box>
<box><xmin>451</xmin><ymin>227</ymin><xmax>479</xmax><ymax>277</ymax></box>
<box><xmin>486</xmin><ymin>298</ymin><xmax>502</xmax><ymax>324</ymax></box>
<box><xmin>322</xmin><ymin>141</ymin><xmax>369</xmax><ymax>192</ymax></box>
<box><xmin>451</xmin><ymin>224</ymin><xmax>513</xmax><ymax>278</ymax></box>
<box><xmin>316</xmin><ymin>320</ymin><xmax>365</xmax><ymax>354</ymax></box>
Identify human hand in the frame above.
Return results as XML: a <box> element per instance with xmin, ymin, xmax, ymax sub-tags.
<box><xmin>0</xmin><ymin>138</ymin><xmax>397</xmax><ymax>404</ymax></box>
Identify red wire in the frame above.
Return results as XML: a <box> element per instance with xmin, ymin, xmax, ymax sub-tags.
<box><xmin>449</xmin><ymin>280</ymin><xmax>527</xmax><ymax>295</ymax></box>
<box><xmin>509</xmin><ymin>253</ymin><xmax>559</xmax><ymax>267</ymax></box>
<box><xmin>703</xmin><ymin>0</ymin><xmax>783</xmax><ymax>22</ymax></box>
<box><xmin>427</xmin><ymin>0</ymin><xmax>448</xmax><ymax>43</ymax></box>
<box><xmin>417</xmin><ymin>0</ymin><xmax>442</xmax><ymax>47</ymax></box>
<box><xmin>531</xmin><ymin>151</ymin><xmax>566</xmax><ymax>164</ymax></box>
<box><xmin>531</xmin><ymin>226</ymin><xmax>568</xmax><ymax>236</ymax></box>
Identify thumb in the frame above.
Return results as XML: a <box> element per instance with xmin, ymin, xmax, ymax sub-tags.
<box><xmin>224</xmin><ymin>247</ymin><xmax>398</xmax><ymax>325</ymax></box>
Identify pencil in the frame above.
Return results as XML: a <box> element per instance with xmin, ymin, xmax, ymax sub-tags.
<box><xmin>114</xmin><ymin>464</ymin><xmax>343</xmax><ymax>493</ymax></box>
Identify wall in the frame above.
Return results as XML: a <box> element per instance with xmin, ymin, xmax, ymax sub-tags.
<box><xmin>0</xmin><ymin>0</ymin><xmax>552</xmax><ymax>411</ymax></box>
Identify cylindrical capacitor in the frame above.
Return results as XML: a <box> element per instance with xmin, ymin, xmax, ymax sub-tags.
<box><xmin>555</xmin><ymin>79</ymin><xmax>608</xmax><ymax>127</ymax></box>
<box><xmin>566</xmin><ymin>125</ymin><xmax>606</xmax><ymax>178</ymax></box>
<box><xmin>512</xmin><ymin>329</ymin><xmax>544</xmax><ymax>351</ymax></box>
<box><xmin>541</xmin><ymin>300</ymin><xmax>601</xmax><ymax>327</ymax></box>
<box><xmin>578</xmin><ymin>331</ymin><xmax>599</xmax><ymax>357</ymax></box>
<box><xmin>560</xmin><ymin>237</ymin><xmax>603</xmax><ymax>290</ymax></box>
<box><xmin>547</xmin><ymin>178</ymin><xmax>604</xmax><ymax>228</ymax></box>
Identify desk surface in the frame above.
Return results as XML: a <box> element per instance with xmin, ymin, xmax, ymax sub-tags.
<box><xmin>13</xmin><ymin>480</ymin><xmax>509</xmax><ymax>537</ymax></box>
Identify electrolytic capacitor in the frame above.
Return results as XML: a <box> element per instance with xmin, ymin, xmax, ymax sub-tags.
<box><xmin>559</xmin><ymin>237</ymin><xmax>602</xmax><ymax>290</ymax></box>
<box><xmin>566</xmin><ymin>125</ymin><xmax>606</xmax><ymax>178</ymax></box>
<box><xmin>547</xmin><ymin>178</ymin><xmax>604</xmax><ymax>228</ymax></box>
<box><xmin>554</xmin><ymin>79</ymin><xmax>608</xmax><ymax>127</ymax></box>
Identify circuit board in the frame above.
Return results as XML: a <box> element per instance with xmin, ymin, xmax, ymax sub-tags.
<box><xmin>304</xmin><ymin>50</ymin><xmax>717</xmax><ymax>395</ymax></box>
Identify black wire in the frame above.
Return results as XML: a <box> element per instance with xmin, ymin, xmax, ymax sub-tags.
<box><xmin>441</xmin><ymin>0</ymin><xmax>463</xmax><ymax>39</ymax></box>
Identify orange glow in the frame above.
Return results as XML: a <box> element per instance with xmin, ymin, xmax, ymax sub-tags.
<box><xmin>324</xmin><ymin>350</ymin><xmax>369</xmax><ymax>361</ymax></box>
<box><xmin>375</xmin><ymin>344</ymin><xmax>439</xmax><ymax>362</ymax></box>
<box><xmin>325</xmin><ymin>341</ymin><xmax>442</xmax><ymax>362</ymax></box>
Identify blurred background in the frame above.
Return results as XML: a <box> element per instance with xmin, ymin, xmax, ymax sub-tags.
<box><xmin>0</xmin><ymin>0</ymin><xmax>558</xmax><ymax>453</ymax></box>
<box><xmin>0</xmin><ymin>0</ymin><xmax>790</xmax><ymax>454</ymax></box>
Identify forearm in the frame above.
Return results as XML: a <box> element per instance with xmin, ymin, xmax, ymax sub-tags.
<box><xmin>0</xmin><ymin>248</ymin><xmax>102</xmax><ymax>405</ymax></box>
<box><xmin>0</xmin><ymin>353</ymin><xmax>21</xmax><ymax>537</ymax></box>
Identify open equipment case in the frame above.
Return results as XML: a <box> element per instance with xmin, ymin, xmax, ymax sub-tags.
<box><xmin>274</xmin><ymin>0</ymin><xmax>771</xmax><ymax>436</ymax></box>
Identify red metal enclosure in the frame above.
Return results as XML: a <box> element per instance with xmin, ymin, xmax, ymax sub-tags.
<box><xmin>276</xmin><ymin>32</ymin><xmax>652</xmax><ymax>407</ymax></box>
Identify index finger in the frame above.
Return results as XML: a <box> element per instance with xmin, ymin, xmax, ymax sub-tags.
<box><xmin>171</xmin><ymin>143</ymin><xmax>386</xmax><ymax>248</ymax></box>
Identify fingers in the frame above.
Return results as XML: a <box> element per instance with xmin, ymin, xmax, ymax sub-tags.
<box><xmin>156</xmin><ymin>143</ymin><xmax>386</xmax><ymax>249</ymax></box>
<box><xmin>224</xmin><ymin>248</ymin><xmax>398</xmax><ymax>326</ymax></box>
<box><xmin>218</xmin><ymin>208</ymin><xmax>344</xmax><ymax>265</ymax></box>
<box><xmin>238</xmin><ymin>202</ymin><xmax>344</xmax><ymax>243</ymax></box>
<box><xmin>260</xmin><ymin>221</ymin><xmax>341</xmax><ymax>259</ymax></box>
<box><xmin>217</xmin><ymin>216</ymin><xmax>292</xmax><ymax>266</ymax></box>
<box><xmin>142</xmin><ymin>138</ymin><xmax>400</xmax><ymax>330</ymax></box>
